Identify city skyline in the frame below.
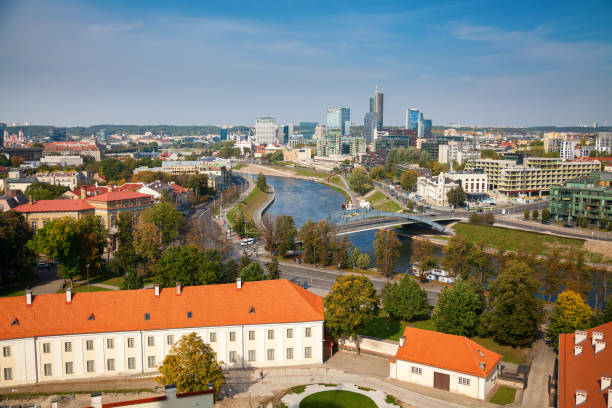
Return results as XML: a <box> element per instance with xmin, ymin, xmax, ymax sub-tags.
<box><xmin>0</xmin><ymin>0</ymin><xmax>611</xmax><ymax>127</ymax></box>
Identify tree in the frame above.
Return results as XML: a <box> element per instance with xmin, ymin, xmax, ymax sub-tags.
<box><xmin>370</xmin><ymin>166</ymin><xmax>387</xmax><ymax>180</ymax></box>
<box><xmin>266</xmin><ymin>256</ymin><xmax>280</xmax><ymax>279</ymax></box>
<box><xmin>382</xmin><ymin>275</ymin><xmax>429</xmax><ymax>321</ymax></box>
<box><xmin>218</xmin><ymin>259</ymin><xmax>239</xmax><ymax>283</ymax></box>
<box><xmin>99</xmin><ymin>158</ymin><xmax>127</xmax><ymax>181</ymax></box>
<box><xmin>154</xmin><ymin>246</ymin><xmax>222</xmax><ymax>287</ymax></box>
<box><xmin>373</xmin><ymin>229</ymin><xmax>401</xmax><ymax>278</ymax></box>
<box><xmin>486</xmin><ymin>260</ymin><xmax>543</xmax><ymax>347</ymax></box>
<box><xmin>542</xmin><ymin>249</ymin><xmax>563</xmax><ymax>301</ymax></box>
<box><xmin>187</xmin><ymin>174</ymin><xmax>209</xmax><ymax>200</ymax></box>
<box><xmin>0</xmin><ymin>211</ymin><xmax>36</xmax><ymax>285</ymax></box>
<box><xmin>441</xmin><ymin>236</ymin><xmax>474</xmax><ymax>279</ymax></box>
<box><xmin>239</xmin><ymin>254</ymin><xmax>251</xmax><ymax>271</ymax></box>
<box><xmin>323</xmin><ymin>275</ymin><xmax>379</xmax><ymax>339</ymax></box>
<box><xmin>24</xmin><ymin>182</ymin><xmax>69</xmax><ymax>200</ymax></box>
<box><xmin>332</xmin><ymin>235</ymin><xmax>351</xmax><ymax>268</ymax></box>
<box><xmin>532</xmin><ymin>209</ymin><xmax>539</xmax><ymax>220</ymax></box>
<box><xmin>240</xmin><ymin>262</ymin><xmax>265</xmax><ymax>282</ymax></box>
<box><xmin>141</xmin><ymin>202</ymin><xmax>185</xmax><ymax>248</ymax></box>
<box><xmin>134</xmin><ymin>221</ymin><xmax>163</xmax><ymax>270</ymax></box>
<box><xmin>433</xmin><ymin>279</ymin><xmax>482</xmax><ymax>337</ymax></box>
<box><xmin>400</xmin><ymin>170</ymin><xmax>418</xmax><ymax>190</ymax></box>
<box><xmin>561</xmin><ymin>248</ymin><xmax>591</xmax><ymax>298</ymax></box>
<box><xmin>524</xmin><ymin>210</ymin><xmax>530</xmax><ymax>220</ymax></box>
<box><xmin>411</xmin><ymin>238</ymin><xmax>438</xmax><ymax>281</ymax></box>
<box><xmin>298</xmin><ymin>219</ymin><xmax>335</xmax><ymax>265</ymax></box>
<box><xmin>75</xmin><ymin>216</ymin><xmax>107</xmax><ymax>277</ymax></box>
<box><xmin>157</xmin><ymin>332</ymin><xmax>225</xmax><ymax>393</ymax></box>
<box><xmin>256</xmin><ymin>172</ymin><xmax>267</xmax><ymax>191</ymax></box>
<box><xmin>547</xmin><ymin>290</ymin><xmax>593</xmax><ymax>351</ymax></box>
<box><xmin>541</xmin><ymin>208</ymin><xmax>551</xmax><ymax>222</ymax></box>
<box><xmin>348</xmin><ymin>166</ymin><xmax>372</xmax><ymax>195</ymax></box>
<box><xmin>356</xmin><ymin>253</ymin><xmax>370</xmax><ymax>269</ymax></box>
<box><xmin>602</xmin><ymin>300</ymin><xmax>612</xmax><ymax>324</ymax></box>
<box><xmin>446</xmin><ymin>185</ymin><xmax>466</xmax><ymax>208</ymax></box>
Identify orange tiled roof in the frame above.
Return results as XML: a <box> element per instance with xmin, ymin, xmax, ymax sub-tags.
<box><xmin>0</xmin><ymin>280</ymin><xmax>324</xmax><ymax>340</ymax></box>
<box><xmin>558</xmin><ymin>322</ymin><xmax>612</xmax><ymax>408</ymax></box>
<box><xmin>87</xmin><ymin>191</ymin><xmax>152</xmax><ymax>202</ymax></box>
<box><xmin>393</xmin><ymin>327</ymin><xmax>502</xmax><ymax>378</ymax></box>
<box><xmin>13</xmin><ymin>199</ymin><xmax>94</xmax><ymax>213</ymax></box>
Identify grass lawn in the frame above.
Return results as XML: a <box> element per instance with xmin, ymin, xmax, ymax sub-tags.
<box><xmin>232</xmin><ymin>163</ymin><xmax>246</xmax><ymax>170</ymax></box>
<box><xmin>409</xmin><ymin>318</ymin><xmax>436</xmax><ymax>331</ymax></box>
<box><xmin>323</xmin><ymin>182</ymin><xmax>351</xmax><ymax>203</ymax></box>
<box><xmin>361</xmin><ymin>311</ymin><xmax>406</xmax><ymax>340</ymax></box>
<box><xmin>95</xmin><ymin>276</ymin><xmax>123</xmax><ymax>287</ymax></box>
<box><xmin>490</xmin><ymin>386</ymin><xmax>516</xmax><ymax>405</ymax></box>
<box><xmin>452</xmin><ymin>222</ymin><xmax>584</xmax><ymax>252</ymax></box>
<box><xmin>471</xmin><ymin>336</ymin><xmax>529</xmax><ymax>364</ymax></box>
<box><xmin>299</xmin><ymin>390</ymin><xmax>377</xmax><ymax>408</ymax></box>
<box><xmin>290</xmin><ymin>166</ymin><xmax>330</xmax><ymax>178</ymax></box>
<box><xmin>377</xmin><ymin>200</ymin><xmax>401</xmax><ymax>213</ymax></box>
<box><xmin>57</xmin><ymin>285</ymin><xmax>111</xmax><ymax>294</ymax></box>
<box><xmin>368</xmin><ymin>191</ymin><xmax>387</xmax><ymax>205</ymax></box>
<box><xmin>230</xmin><ymin>186</ymin><xmax>271</xmax><ymax>225</ymax></box>
<box><xmin>330</xmin><ymin>175</ymin><xmax>344</xmax><ymax>187</ymax></box>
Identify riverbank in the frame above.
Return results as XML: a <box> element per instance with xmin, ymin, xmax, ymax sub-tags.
<box><xmin>235</xmin><ymin>163</ymin><xmax>330</xmax><ymax>179</ymax></box>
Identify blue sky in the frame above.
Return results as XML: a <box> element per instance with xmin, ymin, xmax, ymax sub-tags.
<box><xmin>0</xmin><ymin>0</ymin><xmax>611</xmax><ymax>127</ymax></box>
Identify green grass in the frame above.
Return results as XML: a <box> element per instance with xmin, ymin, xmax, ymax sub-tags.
<box><xmin>232</xmin><ymin>163</ymin><xmax>246</xmax><ymax>170</ymax></box>
<box><xmin>330</xmin><ymin>175</ymin><xmax>344</xmax><ymax>187</ymax></box>
<box><xmin>452</xmin><ymin>222</ymin><xmax>584</xmax><ymax>252</ymax></box>
<box><xmin>95</xmin><ymin>276</ymin><xmax>123</xmax><ymax>287</ymax></box>
<box><xmin>322</xmin><ymin>182</ymin><xmax>351</xmax><ymax>203</ymax></box>
<box><xmin>490</xmin><ymin>386</ymin><xmax>517</xmax><ymax>405</ymax></box>
<box><xmin>471</xmin><ymin>337</ymin><xmax>529</xmax><ymax>364</ymax></box>
<box><xmin>360</xmin><ymin>311</ymin><xmax>407</xmax><ymax>341</ymax></box>
<box><xmin>377</xmin><ymin>200</ymin><xmax>401</xmax><ymax>213</ymax></box>
<box><xmin>57</xmin><ymin>285</ymin><xmax>112</xmax><ymax>294</ymax></box>
<box><xmin>290</xmin><ymin>166</ymin><xmax>330</xmax><ymax>178</ymax></box>
<box><xmin>368</xmin><ymin>191</ymin><xmax>387</xmax><ymax>204</ymax></box>
<box><xmin>410</xmin><ymin>318</ymin><xmax>436</xmax><ymax>331</ymax></box>
<box><xmin>385</xmin><ymin>394</ymin><xmax>400</xmax><ymax>405</ymax></box>
<box><xmin>0</xmin><ymin>287</ymin><xmax>26</xmax><ymax>297</ymax></box>
<box><xmin>288</xmin><ymin>385</ymin><xmax>306</xmax><ymax>394</ymax></box>
<box><xmin>299</xmin><ymin>390</ymin><xmax>377</xmax><ymax>408</ymax></box>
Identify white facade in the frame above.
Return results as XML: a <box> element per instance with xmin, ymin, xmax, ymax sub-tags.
<box><xmin>417</xmin><ymin>174</ymin><xmax>459</xmax><ymax>207</ymax></box>
<box><xmin>560</xmin><ymin>140</ymin><xmax>577</xmax><ymax>160</ymax></box>
<box><xmin>255</xmin><ymin>117</ymin><xmax>277</xmax><ymax>145</ymax></box>
<box><xmin>35</xmin><ymin>171</ymin><xmax>90</xmax><ymax>190</ymax></box>
<box><xmin>40</xmin><ymin>155</ymin><xmax>84</xmax><ymax>167</ymax></box>
<box><xmin>596</xmin><ymin>132</ymin><xmax>612</xmax><ymax>153</ymax></box>
<box><xmin>446</xmin><ymin>172</ymin><xmax>488</xmax><ymax>194</ymax></box>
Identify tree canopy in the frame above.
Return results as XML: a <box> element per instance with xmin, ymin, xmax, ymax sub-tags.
<box><xmin>433</xmin><ymin>279</ymin><xmax>482</xmax><ymax>337</ymax></box>
<box><xmin>0</xmin><ymin>211</ymin><xmax>36</xmax><ymax>285</ymax></box>
<box><xmin>547</xmin><ymin>290</ymin><xmax>593</xmax><ymax>351</ymax></box>
<box><xmin>373</xmin><ymin>229</ymin><xmax>401</xmax><ymax>278</ymax></box>
<box><xmin>24</xmin><ymin>182</ymin><xmax>69</xmax><ymax>200</ymax></box>
<box><xmin>446</xmin><ymin>185</ymin><xmax>466</xmax><ymax>208</ymax></box>
<box><xmin>154</xmin><ymin>246</ymin><xmax>223</xmax><ymax>287</ymax></box>
<box><xmin>141</xmin><ymin>202</ymin><xmax>185</xmax><ymax>248</ymax></box>
<box><xmin>256</xmin><ymin>172</ymin><xmax>267</xmax><ymax>191</ymax></box>
<box><xmin>348</xmin><ymin>167</ymin><xmax>372</xmax><ymax>195</ymax></box>
<box><xmin>382</xmin><ymin>275</ymin><xmax>429</xmax><ymax>321</ymax></box>
<box><xmin>239</xmin><ymin>262</ymin><xmax>265</xmax><ymax>282</ymax></box>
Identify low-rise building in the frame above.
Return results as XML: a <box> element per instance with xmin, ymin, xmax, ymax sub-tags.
<box><xmin>557</xmin><ymin>323</ymin><xmax>612</xmax><ymax>408</ymax></box>
<box><xmin>40</xmin><ymin>155</ymin><xmax>84</xmax><ymax>167</ymax></box>
<box><xmin>35</xmin><ymin>171</ymin><xmax>90</xmax><ymax>190</ymax></box>
<box><xmin>87</xmin><ymin>190</ymin><xmax>153</xmax><ymax>231</ymax></box>
<box><xmin>417</xmin><ymin>172</ymin><xmax>487</xmax><ymax>207</ymax></box>
<box><xmin>549</xmin><ymin>172</ymin><xmax>612</xmax><ymax>225</ymax></box>
<box><xmin>0</xmin><ymin>190</ymin><xmax>28</xmax><ymax>211</ymax></box>
<box><xmin>13</xmin><ymin>199</ymin><xmax>96</xmax><ymax>230</ymax></box>
<box><xmin>0</xmin><ymin>279</ymin><xmax>324</xmax><ymax>386</ymax></box>
<box><xmin>390</xmin><ymin>327</ymin><xmax>502</xmax><ymax>400</ymax></box>
<box><xmin>133</xmin><ymin>161</ymin><xmax>229</xmax><ymax>191</ymax></box>
<box><xmin>283</xmin><ymin>147</ymin><xmax>313</xmax><ymax>162</ymax></box>
<box><xmin>43</xmin><ymin>142</ymin><xmax>101</xmax><ymax>161</ymax></box>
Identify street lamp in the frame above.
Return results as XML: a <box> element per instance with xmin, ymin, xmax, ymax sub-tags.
<box><xmin>86</xmin><ymin>264</ymin><xmax>90</xmax><ymax>292</ymax></box>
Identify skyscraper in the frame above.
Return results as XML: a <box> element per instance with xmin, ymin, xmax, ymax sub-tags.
<box><xmin>374</xmin><ymin>87</ymin><xmax>384</xmax><ymax>129</ymax></box>
<box><xmin>219</xmin><ymin>128</ymin><xmax>228</xmax><ymax>141</ymax></box>
<box><xmin>369</xmin><ymin>97</ymin><xmax>375</xmax><ymax>113</ymax></box>
<box><xmin>48</xmin><ymin>127</ymin><xmax>67</xmax><ymax>142</ymax></box>
<box><xmin>299</xmin><ymin>122</ymin><xmax>317</xmax><ymax>139</ymax></box>
<box><xmin>424</xmin><ymin>119</ymin><xmax>432</xmax><ymax>139</ymax></box>
<box><xmin>406</xmin><ymin>109</ymin><xmax>425</xmax><ymax>139</ymax></box>
<box><xmin>255</xmin><ymin>117</ymin><xmax>277</xmax><ymax>145</ymax></box>
<box><xmin>364</xmin><ymin>112</ymin><xmax>377</xmax><ymax>143</ymax></box>
<box><xmin>326</xmin><ymin>108</ymin><xmax>350</xmax><ymax>135</ymax></box>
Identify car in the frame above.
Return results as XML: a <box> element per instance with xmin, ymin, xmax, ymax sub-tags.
<box><xmin>563</xmin><ymin>223</ymin><xmax>572</xmax><ymax>228</ymax></box>
<box><xmin>37</xmin><ymin>262</ymin><xmax>48</xmax><ymax>268</ymax></box>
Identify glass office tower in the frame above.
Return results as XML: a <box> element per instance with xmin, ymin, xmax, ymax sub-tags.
<box><xmin>326</xmin><ymin>108</ymin><xmax>350</xmax><ymax>135</ymax></box>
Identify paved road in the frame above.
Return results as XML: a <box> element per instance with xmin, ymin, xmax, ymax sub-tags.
<box><xmin>522</xmin><ymin>337</ymin><xmax>556</xmax><ymax>407</ymax></box>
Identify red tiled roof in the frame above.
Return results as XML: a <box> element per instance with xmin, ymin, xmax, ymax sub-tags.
<box><xmin>0</xmin><ymin>280</ymin><xmax>324</xmax><ymax>340</ymax></box>
<box><xmin>558</xmin><ymin>322</ymin><xmax>612</xmax><ymax>408</ymax></box>
<box><xmin>170</xmin><ymin>183</ymin><xmax>189</xmax><ymax>193</ymax></box>
<box><xmin>392</xmin><ymin>327</ymin><xmax>502</xmax><ymax>378</ymax></box>
<box><xmin>13</xmin><ymin>199</ymin><xmax>94</xmax><ymax>213</ymax></box>
<box><xmin>87</xmin><ymin>191</ymin><xmax>152</xmax><ymax>202</ymax></box>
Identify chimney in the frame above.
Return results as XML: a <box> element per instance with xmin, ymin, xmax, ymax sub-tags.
<box><xmin>164</xmin><ymin>384</ymin><xmax>177</xmax><ymax>399</ymax></box>
<box><xmin>399</xmin><ymin>336</ymin><xmax>406</xmax><ymax>347</ymax></box>
<box><xmin>574</xmin><ymin>345</ymin><xmax>582</xmax><ymax>356</ymax></box>
<box><xmin>91</xmin><ymin>392</ymin><xmax>102</xmax><ymax>408</ymax></box>
<box><xmin>479</xmin><ymin>362</ymin><xmax>486</xmax><ymax>371</ymax></box>
<box><xmin>108</xmin><ymin>184</ymin><xmax>114</xmax><ymax>192</ymax></box>
<box><xmin>80</xmin><ymin>189</ymin><xmax>86</xmax><ymax>200</ymax></box>
<box><xmin>595</xmin><ymin>340</ymin><xmax>606</xmax><ymax>354</ymax></box>
<box><xmin>51</xmin><ymin>400</ymin><xmax>59</xmax><ymax>408</ymax></box>
<box><xmin>154</xmin><ymin>284</ymin><xmax>160</xmax><ymax>297</ymax></box>
<box><xmin>593</xmin><ymin>331</ymin><xmax>604</xmax><ymax>344</ymax></box>
<box><xmin>575</xmin><ymin>390</ymin><xmax>587</xmax><ymax>406</ymax></box>
<box><xmin>26</xmin><ymin>289</ymin><xmax>32</xmax><ymax>306</ymax></box>
<box><xmin>608</xmin><ymin>389</ymin><xmax>612</xmax><ymax>408</ymax></box>
<box><xmin>601</xmin><ymin>376</ymin><xmax>611</xmax><ymax>391</ymax></box>
<box><xmin>236</xmin><ymin>277</ymin><xmax>242</xmax><ymax>289</ymax></box>
<box><xmin>575</xmin><ymin>330</ymin><xmax>587</xmax><ymax>344</ymax></box>
<box><xmin>66</xmin><ymin>287</ymin><xmax>72</xmax><ymax>304</ymax></box>
<box><xmin>176</xmin><ymin>282</ymin><xmax>182</xmax><ymax>296</ymax></box>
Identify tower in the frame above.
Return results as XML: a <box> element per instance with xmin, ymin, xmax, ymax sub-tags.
<box><xmin>374</xmin><ymin>85</ymin><xmax>384</xmax><ymax>129</ymax></box>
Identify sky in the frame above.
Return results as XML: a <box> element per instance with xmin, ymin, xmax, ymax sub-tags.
<box><xmin>0</xmin><ymin>0</ymin><xmax>611</xmax><ymax>127</ymax></box>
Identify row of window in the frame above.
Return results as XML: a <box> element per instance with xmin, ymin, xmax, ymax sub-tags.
<box><xmin>237</xmin><ymin>347</ymin><xmax>312</xmax><ymax>363</ymax></box>
<box><xmin>410</xmin><ymin>366</ymin><xmax>471</xmax><ymax>386</ymax></box>
<box><xmin>247</xmin><ymin>327</ymin><xmax>310</xmax><ymax>341</ymax></box>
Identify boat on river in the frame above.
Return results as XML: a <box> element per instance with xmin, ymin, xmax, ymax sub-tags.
<box><xmin>412</xmin><ymin>263</ymin><xmax>456</xmax><ymax>284</ymax></box>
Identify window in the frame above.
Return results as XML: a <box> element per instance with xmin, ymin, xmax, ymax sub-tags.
<box><xmin>148</xmin><ymin>336</ymin><xmax>155</xmax><ymax>347</ymax></box>
<box><xmin>44</xmin><ymin>364</ymin><xmax>52</xmax><ymax>376</ymax></box>
<box><xmin>86</xmin><ymin>340</ymin><xmax>94</xmax><ymax>351</ymax></box>
<box><xmin>107</xmin><ymin>338</ymin><xmax>114</xmax><ymax>349</ymax></box>
<box><xmin>2</xmin><ymin>346</ymin><xmax>10</xmax><ymax>357</ymax></box>
<box><xmin>128</xmin><ymin>357</ymin><xmax>136</xmax><ymax>370</ymax></box>
<box><xmin>248</xmin><ymin>350</ymin><xmax>256</xmax><ymax>362</ymax></box>
<box><xmin>31</xmin><ymin>221</ymin><xmax>37</xmax><ymax>230</ymax></box>
<box><xmin>144</xmin><ymin>313</ymin><xmax>150</xmax><ymax>321</ymax></box>
<box><xmin>3</xmin><ymin>367</ymin><xmax>12</xmax><ymax>381</ymax></box>
<box><xmin>127</xmin><ymin>337</ymin><xmax>135</xmax><ymax>348</ymax></box>
<box><xmin>87</xmin><ymin>360</ymin><xmax>95</xmax><ymax>372</ymax></box>
<box><xmin>304</xmin><ymin>347</ymin><xmax>312</xmax><ymax>359</ymax></box>
<box><xmin>107</xmin><ymin>359</ymin><xmax>115</xmax><ymax>371</ymax></box>
<box><xmin>229</xmin><ymin>351</ymin><xmax>237</xmax><ymax>363</ymax></box>
<box><xmin>305</xmin><ymin>328</ymin><xmax>312</xmax><ymax>338</ymax></box>
<box><xmin>64</xmin><ymin>342</ymin><xmax>72</xmax><ymax>352</ymax></box>
<box><xmin>286</xmin><ymin>328</ymin><xmax>293</xmax><ymax>339</ymax></box>
<box><xmin>187</xmin><ymin>311</ymin><xmax>192</xmax><ymax>318</ymax></box>
<box><xmin>267</xmin><ymin>349</ymin><xmax>275</xmax><ymax>361</ymax></box>
<box><xmin>249</xmin><ymin>330</ymin><xmax>255</xmax><ymax>341</ymax></box>
<box><xmin>167</xmin><ymin>335</ymin><xmax>174</xmax><ymax>345</ymax></box>
<box><xmin>209</xmin><ymin>332</ymin><xmax>217</xmax><ymax>343</ymax></box>
<box><xmin>267</xmin><ymin>329</ymin><xmax>274</xmax><ymax>340</ymax></box>
<box><xmin>147</xmin><ymin>356</ymin><xmax>156</xmax><ymax>368</ymax></box>
<box><xmin>65</xmin><ymin>362</ymin><xmax>73</xmax><ymax>375</ymax></box>
<box><xmin>458</xmin><ymin>377</ymin><xmax>470</xmax><ymax>386</ymax></box>
<box><xmin>286</xmin><ymin>348</ymin><xmax>294</xmax><ymax>360</ymax></box>
<box><xmin>42</xmin><ymin>343</ymin><xmax>51</xmax><ymax>353</ymax></box>
<box><xmin>411</xmin><ymin>366</ymin><xmax>422</xmax><ymax>375</ymax></box>
<box><xmin>229</xmin><ymin>332</ymin><xmax>236</xmax><ymax>342</ymax></box>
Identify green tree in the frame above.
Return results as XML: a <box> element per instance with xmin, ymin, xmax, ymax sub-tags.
<box><xmin>134</xmin><ymin>220</ymin><xmax>163</xmax><ymax>270</ymax></box>
<box><xmin>547</xmin><ymin>290</ymin><xmax>593</xmax><ymax>351</ymax></box>
<box><xmin>446</xmin><ymin>185</ymin><xmax>466</xmax><ymax>208</ymax></box>
<box><xmin>218</xmin><ymin>259</ymin><xmax>239</xmax><ymax>284</ymax></box>
<box><xmin>298</xmin><ymin>219</ymin><xmax>335</xmax><ymax>265</ymax></box>
<box><xmin>441</xmin><ymin>235</ymin><xmax>474</xmax><ymax>279</ymax></box>
<box><xmin>532</xmin><ymin>209</ymin><xmax>539</xmax><ymax>220</ymax></box>
<box><xmin>382</xmin><ymin>275</ymin><xmax>429</xmax><ymax>321</ymax></box>
<box><xmin>239</xmin><ymin>254</ymin><xmax>251</xmax><ymax>271</ymax></box>
<box><xmin>411</xmin><ymin>238</ymin><xmax>439</xmax><ymax>281</ymax></box>
<box><xmin>99</xmin><ymin>158</ymin><xmax>127</xmax><ymax>181</ymax></box>
<box><xmin>267</xmin><ymin>256</ymin><xmax>280</xmax><ymax>280</ymax></box>
<box><xmin>323</xmin><ymin>275</ymin><xmax>379</xmax><ymax>339</ymax></box>
<box><xmin>542</xmin><ymin>249</ymin><xmax>563</xmax><ymax>301</ymax></box>
<box><xmin>240</xmin><ymin>262</ymin><xmax>265</xmax><ymax>282</ymax></box>
<box><xmin>356</xmin><ymin>253</ymin><xmax>370</xmax><ymax>269</ymax></box>
<box><xmin>157</xmin><ymin>332</ymin><xmax>225</xmax><ymax>393</ymax></box>
<box><xmin>400</xmin><ymin>170</ymin><xmax>418</xmax><ymax>190</ymax></box>
<box><xmin>433</xmin><ymin>279</ymin><xmax>482</xmax><ymax>337</ymax></box>
<box><xmin>486</xmin><ymin>260</ymin><xmax>543</xmax><ymax>347</ymax></box>
<box><xmin>141</xmin><ymin>202</ymin><xmax>185</xmax><ymax>248</ymax></box>
<box><xmin>154</xmin><ymin>246</ymin><xmax>222</xmax><ymax>287</ymax></box>
<box><xmin>524</xmin><ymin>210</ymin><xmax>530</xmax><ymax>220</ymax></box>
<box><xmin>373</xmin><ymin>228</ymin><xmax>401</xmax><ymax>278</ymax></box>
<box><xmin>187</xmin><ymin>174</ymin><xmax>209</xmax><ymax>200</ymax></box>
<box><xmin>0</xmin><ymin>211</ymin><xmax>36</xmax><ymax>285</ymax></box>
<box><xmin>370</xmin><ymin>166</ymin><xmax>387</xmax><ymax>180</ymax></box>
<box><xmin>602</xmin><ymin>300</ymin><xmax>612</xmax><ymax>324</ymax></box>
<box><xmin>24</xmin><ymin>182</ymin><xmax>69</xmax><ymax>200</ymax></box>
<box><xmin>75</xmin><ymin>216</ymin><xmax>107</xmax><ymax>277</ymax></box>
<box><xmin>348</xmin><ymin>166</ymin><xmax>372</xmax><ymax>195</ymax></box>
<box><xmin>256</xmin><ymin>172</ymin><xmax>267</xmax><ymax>191</ymax></box>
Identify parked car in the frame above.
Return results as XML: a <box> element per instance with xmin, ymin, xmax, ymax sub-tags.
<box><xmin>37</xmin><ymin>262</ymin><xmax>48</xmax><ymax>269</ymax></box>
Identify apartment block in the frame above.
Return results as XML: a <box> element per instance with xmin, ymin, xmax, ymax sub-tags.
<box><xmin>549</xmin><ymin>172</ymin><xmax>612</xmax><ymax>225</ymax></box>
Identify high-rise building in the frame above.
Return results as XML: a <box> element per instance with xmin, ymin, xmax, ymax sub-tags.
<box><xmin>424</xmin><ymin>119</ymin><xmax>432</xmax><ymax>139</ymax></box>
<box><xmin>369</xmin><ymin>97</ymin><xmax>375</xmax><ymax>113</ymax></box>
<box><xmin>48</xmin><ymin>127</ymin><xmax>67</xmax><ymax>142</ymax></box>
<box><xmin>374</xmin><ymin>87</ymin><xmax>383</xmax><ymax>129</ymax></box>
<box><xmin>219</xmin><ymin>129</ymin><xmax>228</xmax><ymax>141</ymax></box>
<box><xmin>325</xmin><ymin>108</ymin><xmax>350</xmax><ymax>135</ymax></box>
<box><xmin>405</xmin><ymin>109</ymin><xmax>424</xmax><ymax>139</ymax></box>
<box><xmin>298</xmin><ymin>122</ymin><xmax>317</xmax><ymax>139</ymax></box>
<box><xmin>255</xmin><ymin>117</ymin><xmax>277</xmax><ymax>145</ymax></box>
<box><xmin>363</xmin><ymin>112</ymin><xmax>377</xmax><ymax>143</ymax></box>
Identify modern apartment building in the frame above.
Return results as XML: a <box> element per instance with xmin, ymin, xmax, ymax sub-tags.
<box><xmin>438</xmin><ymin>141</ymin><xmax>478</xmax><ymax>164</ymax></box>
<box><xmin>464</xmin><ymin>158</ymin><xmax>601</xmax><ymax>196</ymax></box>
<box><xmin>363</xmin><ymin>112</ymin><xmax>377</xmax><ymax>143</ymax></box>
<box><xmin>316</xmin><ymin>128</ymin><xmax>342</xmax><ymax>157</ymax></box>
<box><xmin>559</xmin><ymin>140</ymin><xmax>577</xmax><ymax>160</ymax></box>
<box><xmin>255</xmin><ymin>117</ymin><xmax>277</xmax><ymax>145</ymax></box>
<box><xmin>549</xmin><ymin>172</ymin><xmax>612</xmax><ymax>225</ymax></box>
<box><xmin>543</xmin><ymin>132</ymin><xmax>568</xmax><ymax>153</ymax></box>
<box><xmin>325</xmin><ymin>108</ymin><xmax>350</xmax><ymax>136</ymax></box>
<box><xmin>596</xmin><ymin>132</ymin><xmax>612</xmax><ymax>153</ymax></box>
<box><xmin>0</xmin><ymin>280</ymin><xmax>324</xmax><ymax>386</ymax></box>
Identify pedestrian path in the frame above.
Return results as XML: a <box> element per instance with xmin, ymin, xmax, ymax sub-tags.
<box><xmin>281</xmin><ymin>383</ymin><xmax>398</xmax><ymax>408</ymax></box>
